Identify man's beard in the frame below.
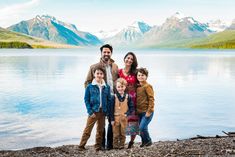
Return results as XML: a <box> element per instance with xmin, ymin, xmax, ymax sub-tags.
<box><xmin>102</xmin><ymin>55</ymin><xmax>110</xmax><ymax>61</ymax></box>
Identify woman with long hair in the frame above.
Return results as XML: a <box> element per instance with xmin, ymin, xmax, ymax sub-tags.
<box><xmin>118</xmin><ymin>52</ymin><xmax>139</xmax><ymax>148</ymax></box>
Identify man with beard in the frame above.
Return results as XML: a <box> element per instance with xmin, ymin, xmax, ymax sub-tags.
<box><xmin>84</xmin><ymin>44</ymin><xmax>119</xmax><ymax>150</ymax></box>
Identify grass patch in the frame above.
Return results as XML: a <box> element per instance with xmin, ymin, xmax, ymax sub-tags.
<box><xmin>0</xmin><ymin>41</ymin><xmax>32</xmax><ymax>48</ymax></box>
<box><xmin>191</xmin><ymin>41</ymin><xmax>235</xmax><ymax>49</ymax></box>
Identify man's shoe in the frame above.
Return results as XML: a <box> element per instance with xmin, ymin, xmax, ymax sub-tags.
<box><xmin>78</xmin><ymin>146</ymin><xmax>86</xmax><ymax>151</ymax></box>
<box><xmin>106</xmin><ymin>146</ymin><xmax>113</xmax><ymax>150</ymax></box>
<box><xmin>145</xmin><ymin>141</ymin><xmax>152</xmax><ymax>147</ymax></box>
<box><xmin>127</xmin><ymin>141</ymin><xmax>134</xmax><ymax>149</ymax></box>
<box><xmin>140</xmin><ymin>142</ymin><xmax>146</xmax><ymax>147</ymax></box>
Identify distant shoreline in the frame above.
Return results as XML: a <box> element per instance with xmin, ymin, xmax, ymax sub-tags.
<box><xmin>0</xmin><ymin>41</ymin><xmax>80</xmax><ymax>49</ymax></box>
<box><xmin>1</xmin><ymin>41</ymin><xmax>235</xmax><ymax>49</ymax></box>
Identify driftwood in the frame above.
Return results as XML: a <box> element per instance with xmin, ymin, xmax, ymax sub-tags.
<box><xmin>187</xmin><ymin>131</ymin><xmax>235</xmax><ymax>140</ymax></box>
<box><xmin>184</xmin><ymin>131</ymin><xmax>235</xmax><ymax>140</ymax></box>
<box><xmin>222</xmin><ymin>131</ymin><xmax>235</xmax><ymax>136</ymax></box>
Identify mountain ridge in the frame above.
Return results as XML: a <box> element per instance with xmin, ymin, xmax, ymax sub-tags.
<box><xmin>7</xmin><ymin>15</ymin><xmax>102</xmax><ymax>46</ymax></box>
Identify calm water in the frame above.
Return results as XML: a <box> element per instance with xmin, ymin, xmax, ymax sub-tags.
<box><xmin>0</xmin><ymin>49</ymin><xmax>235</xmax><ymax>150</ymax></box>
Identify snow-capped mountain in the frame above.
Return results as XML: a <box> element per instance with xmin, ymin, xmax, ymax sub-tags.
<box><xmin>104</xmin><ymin>21</ymin><xmax>152</xmax><ymax>46</ymax></box>
<box><xmin>138</xmin><ymin>12</ymin><xmax>214</xmax><ymax>47</ymax></box>
<box><xmin>207</xmin><ymin>20</ymin><xmax>228</xmax><ymax>32</ymax></box>
<box><xmin>227</xmin><ymin>19</ymin><xmax>235</xmax><ymax>30</ymax></box>
<box><xmin>7</xmin><ymin>15</ymin><xmax>102</xmax><ymax>46</ymax></box>
<box><xmin>131</xmin><ymin>21</ymin><xmax>152</xmax><ymax>33</ymax></box>
<box><xmin>93</xmin><ymin>29</ymin><xmax>121</xmax><ymax>40</ymax></box>
<box><xmin>172</xmin><ymin>12</ymin><xmax>185</xmax><ymax>19</ymax></box>
<box><xmin>167</xmin><ymin>12</ymin><xmax>212</xmax><ymax>33</ymax></box>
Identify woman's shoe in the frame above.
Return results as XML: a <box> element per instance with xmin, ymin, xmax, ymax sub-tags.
<box><xmin>127</xmin><ymin>141</ymin><xmax>134</xmax><ymax>148</ymax></box>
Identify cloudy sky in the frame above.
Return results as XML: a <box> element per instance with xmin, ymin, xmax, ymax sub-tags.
<box><xmin>0</xmin><ymin>0</ymin><xmax>234</xmax><ymax>32</ymax></box>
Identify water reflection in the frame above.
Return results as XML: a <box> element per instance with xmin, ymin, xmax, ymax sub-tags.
<box><xmin>0</xmin><ymin>49</ymin><xmax>235</xmax><ymax>150</ymax></box>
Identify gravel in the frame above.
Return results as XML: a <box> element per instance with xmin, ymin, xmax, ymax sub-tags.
<box><xmin>1</xmin><ymin>136</ymin><xmax>235</xmax><ymax>157</ymax></box>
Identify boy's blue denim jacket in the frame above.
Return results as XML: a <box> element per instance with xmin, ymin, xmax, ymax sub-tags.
<box><xmin>84</xmin><ymin>79</ymin><xmax>112</xmax><ymax>116</ymax></box>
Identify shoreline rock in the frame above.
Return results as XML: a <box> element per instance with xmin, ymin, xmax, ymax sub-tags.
<box><xmin>1</xmin><ymin>136</ymin><xmax>235</xmax><ymax>157</ymax></box>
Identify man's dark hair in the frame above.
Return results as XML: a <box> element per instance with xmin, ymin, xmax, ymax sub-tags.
<box><xmin>137</xmin><ymin>67</ymin><xmax>149</xmax><ymax>77</ymax></box>
<box><xmin>100</xmin><ymin>44</ymin><xmax>113</xmax><ymax>53</ymax></box>
<box><xmin>93</xmin><ymin>65</ymin><xmax>106</xmax><ymax>75</ymax></box>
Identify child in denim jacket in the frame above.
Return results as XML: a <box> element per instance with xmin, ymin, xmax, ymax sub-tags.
<box><xmin>79</xmin><ymin>65</ymin><xmax>111</xmax><ymax>151</ymax></box>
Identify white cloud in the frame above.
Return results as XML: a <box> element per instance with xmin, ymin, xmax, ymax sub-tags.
<box><xmin>0</xmin><ymin>0</ymin><xmax>40</xmax><ymax>28</ymax></box>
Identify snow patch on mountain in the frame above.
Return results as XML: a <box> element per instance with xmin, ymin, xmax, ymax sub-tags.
<box><xmin>172</xmin><ymin>12</ymin><xmax>185</xmax><ymax>19</ymax></box>
<box><xmin>208</xmin><ymin>20</ymin><xmax>228</xmax><ymax>32</ymax></box>
<box><xmin>103</xmin><ymin>21</ymin><xmax>152</xmax><ymax>46</ymax></box>
<box><xmin>93</xmin><ymin>29</ymin><xmax>121</xmax><ymax>40</ymax></box>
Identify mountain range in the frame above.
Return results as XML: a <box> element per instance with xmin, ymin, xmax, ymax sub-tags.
<box><xmin>136</xmin><ymin>12</ymin><xmax>214</xmax><ymax>47</ymax></box>
<box><xmin>94</xmin><ymin>12</ymin><xmax>233</xmax><ymax>48</ymax></box>
<box><xmin>7</xmin><ymin>15</ymin><xmax>102</xmax><ymax>46</ymax></box>
<box><xmin>100</xmin><ymin>21</ymin><xmax>152</xmax><ymax>46</ymax></box>
<box><xmin>1</xmin><ymin>12</ymin><xmax>235</xmax><ymax>48</ymax></box>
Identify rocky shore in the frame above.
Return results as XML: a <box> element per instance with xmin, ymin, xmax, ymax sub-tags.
<box><xmin>1</xmin><ymin>136</ymin><xmax>235</xmax><ymax>157</ymax></box>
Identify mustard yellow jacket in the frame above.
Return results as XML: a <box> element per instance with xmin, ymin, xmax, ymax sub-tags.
<box><xmin>136</xmin><ymin>81</ymin><xmax>155</xmax><ymax>114</ymax></box>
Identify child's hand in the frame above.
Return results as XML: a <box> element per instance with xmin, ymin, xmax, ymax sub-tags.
<box><xmin>111</xmin><ymin>121</ymin><xmax>115</xmax><ymax>125</ymax></box>
<box><xmin>145</xmin><ymin>112</ymin><xmax>151</xmax><ymax>118</ymax></box>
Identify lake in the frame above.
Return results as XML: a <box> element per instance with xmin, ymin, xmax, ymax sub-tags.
<box><xmin>0</xmin><ymin>48</ymin><xmax>235</xmax><ymax>150</ymax></box>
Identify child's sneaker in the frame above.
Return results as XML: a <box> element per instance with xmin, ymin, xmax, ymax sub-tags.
<box><xmin>78</xmin><ymin>146</ymin><xmax>86</xmax><ymax>151</ymax></box>
<box><xmin>127</xmin><ymin>141</ymin><xmax>134</xmax><ymax>148</ymax></box>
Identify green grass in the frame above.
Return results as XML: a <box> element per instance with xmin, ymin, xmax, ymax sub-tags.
<box><xmin>191</xmin><ymin>41</ymin><xmax>235</xmax><ymax>49</ymax></box>
<box><xmin>189</xmin><ymin>30</ymin><xmax>235</xmax><ymax>49</ymax></box>
<box><xmin>31</xmin><ymin>45</ymin><xmax>57</xmax><ymax>48</ymax></box>
<box><xmin>0</xmin><ymin>41</ymin><xmax>32</xmax><ymax>48</ymax></box>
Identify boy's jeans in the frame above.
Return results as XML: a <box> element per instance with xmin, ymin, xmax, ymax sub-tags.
<box><xmin>138</xmin><ymin>112</ymin><xmax>154</xmax><ymax>144</ymax></box>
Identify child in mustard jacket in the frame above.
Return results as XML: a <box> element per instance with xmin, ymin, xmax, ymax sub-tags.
<box><xmin>136</xmin><ymin>68</ymin><xmax>155</xmax><ymax>147</ymax></box>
